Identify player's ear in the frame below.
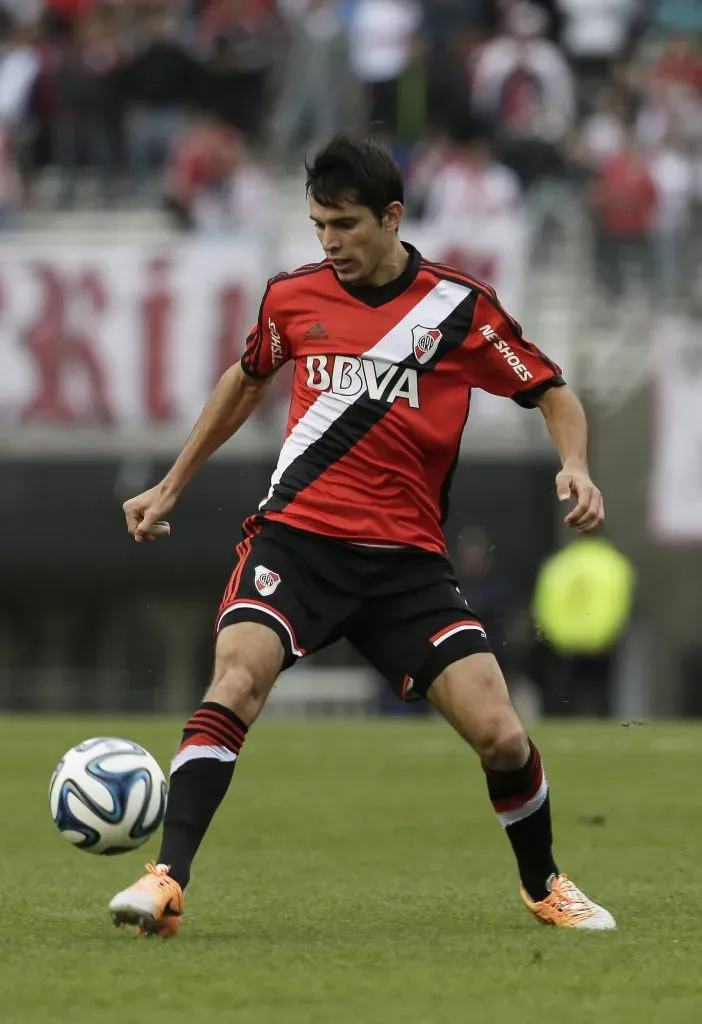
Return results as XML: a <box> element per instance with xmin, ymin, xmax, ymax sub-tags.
<box><xmin>383</xmin><ymin>202</ymin><xmax>404</xmax><ymax>233</ymax></box>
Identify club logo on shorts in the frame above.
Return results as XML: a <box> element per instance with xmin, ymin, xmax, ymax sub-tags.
<box><xmin>254</xmin><ymin>565</ymin><xmax>281</xmax><ymax>597</ymax></box>
<box><xmin>412</xmin><ymin>326</ymin><xmax>442</xmax><ymax>365</ymax></box>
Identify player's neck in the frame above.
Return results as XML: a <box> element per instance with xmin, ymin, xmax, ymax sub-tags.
<box><xmin>362</xmin><ymin>241</ymin><xmax>410</xmax><ymax>288</ymax></box>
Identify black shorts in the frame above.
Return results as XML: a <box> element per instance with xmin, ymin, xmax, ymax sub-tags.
<box><xmin>216</xmin><ymin>518</ymin><xmax>492</xmax><ymax>701</ymax></box>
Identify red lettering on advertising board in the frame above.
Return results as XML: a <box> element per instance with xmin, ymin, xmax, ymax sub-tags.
<box><xmin>20</xmin><ymin>263</ymin><xmax>113</xmax><ymax>423</ymax></box>
<box><xmin>213</xmin><ymin>283</ymin><xmax>245</xmax><ymax>385</ymax></box>
<box><xmin>141</xmin><ymin>258</ymin><xmax>175</xmax><ymax>421</ymax></box>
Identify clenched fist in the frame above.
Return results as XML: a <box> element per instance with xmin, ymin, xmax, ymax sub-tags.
<box><xmin>123</xmin><ymin>483</ymin><xmax>176</xmax><ymax>543</ymax></box>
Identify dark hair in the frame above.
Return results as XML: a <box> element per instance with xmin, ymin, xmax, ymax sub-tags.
<box><xmin>305</xmin><ymin>132</ymin><xmax>404</xmax><ymax>221</ymax></box>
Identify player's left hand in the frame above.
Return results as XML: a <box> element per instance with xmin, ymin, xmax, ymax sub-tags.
<box><xmin>555</xmin><ymin>469</ymin><xmax>604</xmax><ymax>532</ymax></box>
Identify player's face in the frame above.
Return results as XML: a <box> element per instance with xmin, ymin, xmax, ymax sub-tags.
<box><xmin>309</xmin><ymin>197</ymin><xmax>400</xmax><ymax>285</ymax></box>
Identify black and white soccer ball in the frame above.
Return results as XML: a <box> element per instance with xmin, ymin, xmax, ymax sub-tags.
<box><xmin>49</xmin><ymin>737</ymin><xmax>167</xmax><ymax>855</ymax></box>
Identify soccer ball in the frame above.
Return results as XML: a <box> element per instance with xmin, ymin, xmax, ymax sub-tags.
<box><xmin>49</xmin><ymin>737</ymin><xmax>167</xmax><ymax>855</ymax></box>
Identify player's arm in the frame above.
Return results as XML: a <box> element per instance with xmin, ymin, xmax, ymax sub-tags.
<box><xmin>124</xmin><ymin>286</ymin><xmax>291</xmax><ymax>542</ymax></box>
<box><xmin>468</xmin><ymin>290</ymin><xmax>603</xmax><ymax>532</ymax></box>
<box><xmin>535</xmin><ymin>385</ymin><xmax>604</xmax><ymax>533</ymax></box>
<box><xmin>162</xmin><ymin>362</ymin><xmax>272</xmax><ymax>490</ymax></box>
<box><xmin>123</xmin><ymin>364</ymin><xmax>272</xmax><ymax>542</ymax></box>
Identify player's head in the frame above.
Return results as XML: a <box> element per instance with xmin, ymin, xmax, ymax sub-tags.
<box><xmin>306</xmin><ymin>132</ymin><xmax>405</xmax><ymax>284</ymax></box>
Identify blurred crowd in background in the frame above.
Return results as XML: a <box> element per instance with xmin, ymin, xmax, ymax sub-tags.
<box><xmin>0</xmin><ymin>0</ymin><xmax>699</xmax><ymax>717</ymax></box>
<box><xmin>0</xmin><ymin>0</ymin><xmax>700</xmax><ymax>301</ymax></box>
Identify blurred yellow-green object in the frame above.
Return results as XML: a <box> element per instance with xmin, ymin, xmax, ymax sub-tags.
<box><xmin>532</xmin><ymin>537</ymin><xmax>635</xmax><ymax>655</ymax></box>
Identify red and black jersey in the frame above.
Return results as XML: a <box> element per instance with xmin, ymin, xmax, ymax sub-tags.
<box><xmin>241</xmin><ymin>243</ymin><xmax>564</xmax><ymax>555</ymax></box>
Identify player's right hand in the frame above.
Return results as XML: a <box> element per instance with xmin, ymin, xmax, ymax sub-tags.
<box><xmin>123</xmin><ymin>484</ymin><xmax>176</xmax><ymax>543</ymax></box>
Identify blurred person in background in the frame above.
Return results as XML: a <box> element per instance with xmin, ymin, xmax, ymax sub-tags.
<box><xmin>0</xmin><ymin>0</ymin><xmax>43</xmax><ymax>26</ymax></box>
<box><xmin>648</xmin><ymin>128</ymin><xmax>696</xmax><ymax>303</ymax></box>
<box><xmin>555</xmin><ymin>0</ymin><xmax>641</xmax><ymax>109</ymax></box>
<box><xmin>587</xmin><ymin>124</ymin><xmax>658</xmax><ymax>305</ymax></box>
<box><xmin>271</xmin><ymin>0</ymin><xmax>359</xmax><ymax>170</ymax></box>
<box><xmin>192</xmin><ymin>33</ymin><xmax>254</xmax><ymax>136</ymax></box>
<box><xmin>575</xmin><ymin>85</ymin><xmax>630</xmax><ymax>169</ymax></box>
<box><xmin>470</xmin><ymin>2</ymin><xmax>575</xmax><ymax>253</ymax></box>
<box><xmin>347</xmin><ymin>0</ymin><xmax>424</xmax><ymax>146</ymax></box>
<box><xmin>649</xmin><ymin>31</ymin><xmax>702</xmax><ymax>91</ymax></box>
<box><xmin>531</xmin><ymin>534</ymin><xmax>635</xmax><ymax>717</ymax></box>
<box><xmin>0</xmin><ymin>120</ymin><xmax>22</xmax><ymax>225</ymax></box>
<box><xmin>453</xmin><ymin>527</ymin><xmax>513</xmax><ymax>673</ymax></box>
<box><xmin>196</xmin><ymin>0</ymin><xmax>284</xmax><ymax>144</ymax></box>
<box><xmin>403</xmin><ymin>124</ymin><xmax>450</xmax><ymax>216</ymax></box>
<box><xmin>421</xmin><ymin>0</ymin><xmax>497</xmax><ymax>135</ymax></box>
<box><xmin>0</xmin><ymin>12</ymin><xmax>39</xmax><ymax>221</ymax></box>
<box><xmin>163</xmin><ymin>113</ymin><xmax>271</xmax><ymax>232</ymax></box>
<box><xmin>54</xmin><ymin>11</ymin><xmax>124</xmax><ymax>207</ymax></box>
<box><xmin>636</xmin><ymin>77</ymin><xmax>702</xmax><ymax>150</ymax></box>
<box><xmin>414</xmin><ymin>117</ymin><xmax>523</xmax><ymax>225</ymax></box>
<box><xmin>41</xmin><ymin>0</ymin><xmax>98</xmax><ymax>33</ymax></box>
<box><xmin>410</xmin><ymin>117</ymin><xmax>526</xmax><ymax>302</ymax></box>
<box><xmin>634</xmin><ymin>34</ymin><xmax>702</xmax><ymax>300</ymax></box>
<box><xmin>122</xmin><ymin>4</ymin><xmax>197</xmax><ymax>194</ymax></box>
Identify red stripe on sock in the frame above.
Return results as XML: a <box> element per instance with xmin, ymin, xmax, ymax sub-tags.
<box><xmin>187</xmin><ymin>719</ymin><xmax>244</xmax><ymax>754</ymax></box>
<box><xmin>192</xmin><ymin>709</ymin><xmax>247</xmax><ymax>748</ymax></box>
<box><xmin>491</xmin><ymin>763</ymin><xmax>544</xmax><ymax>813</ymax></box>
<box><xmin>192</xmin><ymin>712</ymin><xmax>247</xmax><ymax>745</ymax></box>
<box><xmin>179</xmin><ymin>726</ymin><xmax>243</xmax><ymax>754</ymax></box>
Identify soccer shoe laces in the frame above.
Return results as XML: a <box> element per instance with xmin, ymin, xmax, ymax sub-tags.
<box><xmin>546</xmin><ymin>874</ymin><xmax>598</xmax><ymax>919</ymax></box>
<box><xmin>136</xmin><ymin>863</ymin><xmax>174</xmax><ymax>890</ymax></box>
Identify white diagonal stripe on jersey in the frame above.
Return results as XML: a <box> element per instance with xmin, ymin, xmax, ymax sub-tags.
<box><xmin>261</xmin><ymin>279</ymin><xmax>472</xmax><ymax>506</ymax></box>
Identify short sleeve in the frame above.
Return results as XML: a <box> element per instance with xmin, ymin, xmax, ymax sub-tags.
<box><xmin>468</xmin><ymin>291</ymin><xmax>566</xmax><ymax>407</ymax></box>
<box><xmin>240</xmin><ymin>280</ymin><xmax>291</xmax><ymax>379</ymax></box>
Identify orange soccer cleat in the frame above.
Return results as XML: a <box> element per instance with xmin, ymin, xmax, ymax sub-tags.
<box><xmin>109</xmin><ymin>863</ymin><xmax>184</xmax><ymax>937</ymax></box>
<box><xmin>520</xmin><ymin>873</ymin><xmax>616</xmax><ymax>930</ymax></box>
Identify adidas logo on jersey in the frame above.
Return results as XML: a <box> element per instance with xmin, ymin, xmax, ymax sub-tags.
<box><xmin>305</xmin><ymin>355</ymin><xmax>420</xmax><ymax>408</ymax></box>
<box><xmin>479</xmin><ymin>325</ymin><xmax>533</xmax><ymax>383</ymax></box>
<box><xmin>303</xmin><ymin>322</ymin><xmax>329</xmax><ymax>341</ymax></box>
<box><xmin>255</xmin><ymin>565</ymin><xmax>282</xmax><ymax>597</ymax></box>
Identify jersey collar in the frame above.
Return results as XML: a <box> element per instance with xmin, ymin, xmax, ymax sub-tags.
<box><xmin>334</xmin><ymin>242</ymin><xmax>421</xmax><ymax>308</ymax></box>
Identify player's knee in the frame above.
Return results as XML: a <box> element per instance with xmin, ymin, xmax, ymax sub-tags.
<box><xmin>208</xmin><ymin>658</ymin><xmax>272</xmax><ymax>724</ymax></box>
<box><xmin>476</xmin><ymin>719</ymin><xmax>529</xmax><ymax>770</ymax></box>
<box><xmin>208</xmin><ymin>661</ymin><xmax>265</xmax><ymax>721</ymax></box>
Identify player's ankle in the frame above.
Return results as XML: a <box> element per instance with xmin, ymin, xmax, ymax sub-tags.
<box><xmin>521</xmin><ymin>870</ymin><xmax>557</xmax><ymax>903</ymax></box>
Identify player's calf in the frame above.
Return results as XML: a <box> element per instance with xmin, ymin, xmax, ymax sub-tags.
<box><xmin>108</xmin><ymin>621</ymin><xmax>284</xmax><ymax>932</ymax></box>
<box><xmin>428</xmin><ymin>652</ymin><xmax>613</xmax><ymax>922</ymax></box>
<box><xmin>429</xmin><ymin>655</ymin><xmax>557</xmax><ymax>900</ymax></box>
<box><xmin>154</xmin><ymin>625</ymin><xmax>283</xmax><ymax>890</ymax></box>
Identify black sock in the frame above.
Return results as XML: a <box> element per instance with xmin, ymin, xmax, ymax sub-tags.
<box><xmin>483</xmin><ymin>739</ymin><xmax>558</xmax><ymax>902</ymax></box>
<box><xmin>157</xmin><ymin>701</ymin><xmax>248</xmax><ymax>890</ymax></box>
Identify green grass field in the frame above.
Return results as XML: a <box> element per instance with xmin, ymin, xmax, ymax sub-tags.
<box><xmin>1</xmin><ymin>717</ymin><xmax>701</xmax><ymax>1024</ymax></box>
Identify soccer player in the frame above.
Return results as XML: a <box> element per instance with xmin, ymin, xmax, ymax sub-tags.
<box><xmin>109</xmin><ymin>133</ymin><xmax>614</xmax><ymax>936</ymax></box>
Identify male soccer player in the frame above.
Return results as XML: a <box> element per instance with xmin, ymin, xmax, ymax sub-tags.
<box><xmin>109</xmin><ymin>133</ymin><xmax>614</xmax><ymax>936</ymax></box>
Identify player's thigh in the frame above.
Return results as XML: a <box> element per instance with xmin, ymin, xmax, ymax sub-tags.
<box><xmin>427</xmin><ymin>653</ymin><xmax>528</xmax><ymax>766</ymax></box>
<box><xmin>207</xmin><ymin>621</ymin><xmax>285</xmax><ymax>724</ymax></box>
<box><xmin>349</xmin><ymin>574</ymin><xmax>492</xmax><ymax>703</ymax></box>
<box><xmin>213</xmin><ymin>519</ymin><xmax>357</xmax><ymax>721</ymax></box>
